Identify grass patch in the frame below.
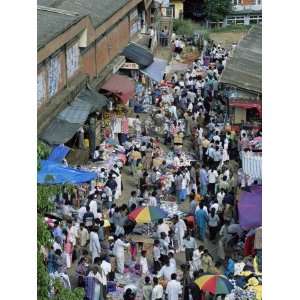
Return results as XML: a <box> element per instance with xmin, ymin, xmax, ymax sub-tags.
<box><xmin>209</xmin><ymin>24</ymin><xmax>251</xmax><ymax>33</ymax></box>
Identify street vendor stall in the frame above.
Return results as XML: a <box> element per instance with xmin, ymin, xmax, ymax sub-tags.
<box><xmin>238</xmin><ymin>185</ymin><xmax>262</xmax><ymax>230</ymax></box>
<box><xmin>100</xmin><ymin>74</ymin><xmax>136</xmax><ymax>105</ymax></box>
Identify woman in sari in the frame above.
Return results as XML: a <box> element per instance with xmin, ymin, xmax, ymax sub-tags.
<box><xmin>63</xmin><ymin>228</ymin><xmax>73</xmax><ymax>269</ymax></box>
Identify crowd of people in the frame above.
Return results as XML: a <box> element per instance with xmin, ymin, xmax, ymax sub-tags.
<box><xmin>42</xmin><ymin>41</ymin><xmax>262</xmax><ymax>300</ymax></box>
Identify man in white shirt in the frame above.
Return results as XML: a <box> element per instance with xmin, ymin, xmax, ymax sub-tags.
<box><xmin>148</xmin><ymin>26</ymin><xmax>155</xmax><ymax>49</ymax></box>
<box><xmin>89</xmin><ymin>195</ymin><xmax>98</xmax><ymax>219</ymax></box>
<box><xmin>78</xmin><ymin>223</ymin><xmax>89</xmax><ymax>248</ymax></box>
<box><xmin>165</xmin><ymin>273</ymin><xmax>182</xmax><ymax>300</ymax></box>
<box><xmin>157</xmin><ymin>219</ymin><xmax>170</xmax><ymax>239</ymax></box>
<box><xmin>149</xmin><ymin>191</ymin><xmax>158</xmax><ymax>206</ymax></box>
<box><xmin>208</xmin><ymin>168</ymin><xmax>218</xmax><ymax>195</ymax></box>
<box><xmin>158</xmin><ymin>258</ymin><xmax>175</xmax><ymax>281</ymax></box>
<box><xmin>217</xmin><ymin>189</ymin><xmax>225</xmax><ymax>207</ymax></box>
<box><xmin>113</xmin><ymin>235</ymin><xmax>129</xmax><ymax>273</ymax></box>
<box><xmin>100</xmin><ymin>256</ymin><xmax>112</xmax><ymax>298</ymax></box>
<box><xmin>174</xmin><ymin>215</ymin><xmax>187</xmax><ymax>252</ymax></box>
<box><xmin>89</xmin><ymin>227</ymin><xmax>101</xmax><ymax>262</ymax></box>
<box><xmin>152</xmin><ymin>277</ymin><xmax>163</xmax><ymax>300</ymax></box>
<box><xmin>78</xmin><ymin>205</ymin><xmax>86</xmax><ymax>222</ymax></box>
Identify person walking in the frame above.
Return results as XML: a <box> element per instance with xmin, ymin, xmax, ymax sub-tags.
<box><xmin>208</xmin><ymin>167</ymin><xmax>218</xmax><ymax>195</ymax></box>
<box><xmin>183</xmin><ymin>232</ymin><xmax>197</xmax><ymax>262</ymax></box>
<box><xmin>208</xmin><ymin>207</ymin><xmax>220</xmax><ymax>242</ymax></box>
<box><xmin>130</xmin><ymin>147</ymin><xmax>142</xmax><ymax>177</ymax></box>
<box><xmin>151</xmin><ymin>277</ymin><xmax>163</xmax><ymax>300</ymax></box>
<box><xmin>174</xmin><ymin>215</ymin><xmax>187</xmax><ymax>252</ymax></box>
<box><xmin>89</xmin><ymin>226</ymin><xmax>101</xmax><ymax>262</ymax></box>
<box><xmin>113</xmin><ymin>234</ymin><xmax>130</xmax><ymax>273</ymax></box>
<box><xmin>195</xmin><ymin>202</ymin><xmax>208</xmax><ymax>241</ymax></box>
<box><xmin>165</xmin><ymin>273</ymin><xmax>182</xmax><ymax>300</ymax></box>
<box><xmin>143</xmin><ymin>276</ymin><xmax>153</xmax><ymax>300</ymax></box>
<box><xmin>199</xmin><ymin>166</ymin><xmax>209</xmax><ymax>197</ymax></box>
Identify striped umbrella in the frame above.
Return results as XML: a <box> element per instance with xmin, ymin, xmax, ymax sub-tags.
<box><xmin>128</xmin><ymin>206</ymin><xmax>168</xmax><ymax>224</ymax></box>
<box><xmin>194</xmin><ymin>274</ymin><xmax>233</xmax><ymax>295</ymax></box>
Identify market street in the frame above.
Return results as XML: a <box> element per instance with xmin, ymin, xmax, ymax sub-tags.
<box><xmin>37</xmin><ymin>3</ymin><xmax>262</xmax><ymax>300</ymax></box>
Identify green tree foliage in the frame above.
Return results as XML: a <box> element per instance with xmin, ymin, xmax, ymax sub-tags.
<box><xmin>52</xmin><ymin>280</ymin><xmax>85</xmax><ymax>300</ymax></box>
<box><xmin>204</xmin><ymin>0</ymin><xmax>232</xmax><ymax>22</ymax></box>
<box><xmin>38</xmin><ymin>141</ymin><xmax>51</xmax><ymax>160</ymax></box>
<box><xmin>37</xmin><ymin>140</ymin><xmax>51</xmax><ymax>171</ymax></box>
<box><xmin>37</xmin><ymin>184</ymin><xmax>84</xmax><ymax>299</ymax></box>
<box><xmin>173</xmin><ymin>19</ymin><xmax>202</xmax><ymax>37</ymax></box>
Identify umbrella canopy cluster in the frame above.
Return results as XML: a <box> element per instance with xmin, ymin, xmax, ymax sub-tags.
<box><xmin>128</xmin><ymin>206</ymin><xmax>167</xmax><ymax>224</ymax></box>
<box><xmin>194</xmin><ymin>274</ymin><xmax>233</xmax><ymax>295</ymax></box>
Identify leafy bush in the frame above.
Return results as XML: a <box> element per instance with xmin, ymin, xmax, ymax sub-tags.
<box><xmin>173</xmin><ymin>19</ymin><xmax>203</xmax><ymax>37</ymax></box>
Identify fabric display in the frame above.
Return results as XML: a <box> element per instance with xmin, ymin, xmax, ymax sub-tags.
<box><xmin>241</xmin><ymin>152</ymin><xmax>262</xmax><ymax>180</ymax></box>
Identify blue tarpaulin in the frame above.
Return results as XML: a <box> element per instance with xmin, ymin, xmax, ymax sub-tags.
<box><xmin>47</xmin><ymin>145</ymin><xmax>70</xmax><ymax>163</ymax></box>
<box><xmin>38</xmin><ymin>160</ymin><xmax>97</xmax><ymax>185</ymax></box>
<box><xmin>141</xmin><ymin>58</ymin><xmax>167</xmax><ymax>83</ymax></box>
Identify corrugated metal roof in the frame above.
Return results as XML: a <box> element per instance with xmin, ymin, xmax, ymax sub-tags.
<box><xmin>122</xmin><ymin>42</ymin><xmax>154</xmax><ymax>68</ymax></box>
<box><xmin>38</xmin><ymin>0</ymin><xmax>129</xmax><ymax>28</ymax></box>
<box><xmin>37</xmin><ymin>9</ymin><xmax>83</xmax><ymax>49</ymax></box>
<box><xmin>219</xmin><ymin>25</ymin><xmax>262</xmax><ymax>94</ymax></box>
<box><xmin>57</xmin><ymin>98</ymin><xmax>92</xmax><ymax>124</ymax></box>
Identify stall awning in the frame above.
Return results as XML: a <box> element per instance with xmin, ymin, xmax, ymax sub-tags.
<box><xmin>77</xmin><ymin>88</ymin><xmax>109</xmax><ymax>112</ymax></box>
<box><xmin>40</xmin><ymin>87</ymin><xmax>108</xmax><ymax>145</ymax></box>
<box><xmin>101</xmin><ymin>74</ymin><xmax>135</xmax><ymax>104</ymax></box>
<box><xmin>122</xmin><ymin>42</ymin><xmax>153</xmax><ymax>68</ymax></box>
<box><xmin>38</xmin><ymin>160</ymin><xmax>97</xmax><ymax>184</ymax></box>
<box><xmin>47</xmin><ymin>145</ymin><xmax>70</xmax><ymax>163</ymax></box>
<box><xmin>229</xmin><ymin>100</ymin><xmax>262</xmax><ymax>115</ymax></box>
<box><xmin>58</xmin><ymin>98</ymin><xmax>92</xmax><ymax>124</ymax></box>
<box><xmin>58</xmin><ymin>87</ymin><xmax>108</xmax><ymax>124</ymax></box>
<box><xmin>141</xmin><ymin>57</ymin><xmax>167</xmax><ymax>83</ymax></box>
<box><xmin>238</xmin><ymin>185</ymin><xmax>262</xmax><ymax>230</ymax></box>
<box><xmin>40</xmin><ymin>118</ymin><xmax>81</xmax><ymax>145</ymax></box>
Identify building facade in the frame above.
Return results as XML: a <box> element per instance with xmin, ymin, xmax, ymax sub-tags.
<box><xmin>224</xmin><ymin>0</ymin><xmax>262</xmax><ymax>26</ymax></box>
<box><xmin>37</xmin><ymin>0</ymin><xmax>153</xmax><ymax>136</ymax></box>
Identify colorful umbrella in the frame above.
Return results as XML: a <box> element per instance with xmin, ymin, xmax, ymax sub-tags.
<box><xmin>128</xmin><ymin>206</ymin><xmax>167</xmax><ymax>224</ymax></box>
<box><xmin>194</xmin><ymin>274</ymin><xmax>233</xmax><ymax>295</ymax></box>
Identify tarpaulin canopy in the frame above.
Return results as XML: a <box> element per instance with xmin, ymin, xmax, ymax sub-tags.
<box><xmin>77</xmin><ymin>88</ymin><xmax>109</xmax><ymax>112</ymax></box>
<box><xmin>122</xmin><ymin>42</ymin><xmax>153</xmax><ymax>68</ymax></box>
<box><xmin>38</xmin><ymin>160</ymin><xmax>97</xmax><ymax>184</ymax></box>
<box><xmin>101</xmin><ymin>74</ymin><xmax>135</xmax><ymax>104</ymax></box>
<box><xmin>141</xmin><ymin>57</ymin><xmax>167</xmax><ymax>83</ymax></box>
<box><xmin>58</xmin><ymin>98</ymin><xmax>92</xmax><ymax>124</ymax></box>
<box><xmin>40</xmin><ymin>87</ymin><xmax>108</xmax><ymax>145</ymax></box>
<box><xmin>47</xmin><ymin>145</ymin><xmax>70</xmax><ymax>163</ymax></box>
<box><xmin>40</xmin><ymin>118</ymin><xmax>81</xmax><ymax>145</ymax></box>
<box><xmin>238</xmin><ymin>185</ymin><xmax>262</xmax><ymax>230</ymax></box>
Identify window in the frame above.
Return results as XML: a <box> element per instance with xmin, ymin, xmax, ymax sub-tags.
<box><xmin>47</xmin><ymin>55</ymin><xmax>61</xmax><ymax>98</ymax></box>
<box><xmin>66</xmin><ymin>43</ymin><xmax>80</xmax><ymax>79</ymax></box>
<box><xmin>37</xmin><ymin>72</ymin><xmax>46</xmax><ymax>106</ymax></box>
<box><xmin>235</xmin><ymin>16</ymin><xmax>245</xmax><ymax>24</ymax></box>
<box><xmin>232</xmin><ymin>0</ymin><xmax>242</xmax><ymax>5</ymax></box>
<box><xmin>256</xmin><ymin>0</ymin><xmax>262</xmax><ymax>4</ymax></box>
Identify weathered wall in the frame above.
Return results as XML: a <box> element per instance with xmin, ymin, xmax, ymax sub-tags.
<box><xmin>37</xmin><ymin>0</ymin><xmax>145</xmax><ymax>129</ymax></box>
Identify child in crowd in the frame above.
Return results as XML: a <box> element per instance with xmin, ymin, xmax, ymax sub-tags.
<box><xmin>130</xmin><ymin>240</ymin><xmax>137</xmax><ymax>262</ymax></box>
